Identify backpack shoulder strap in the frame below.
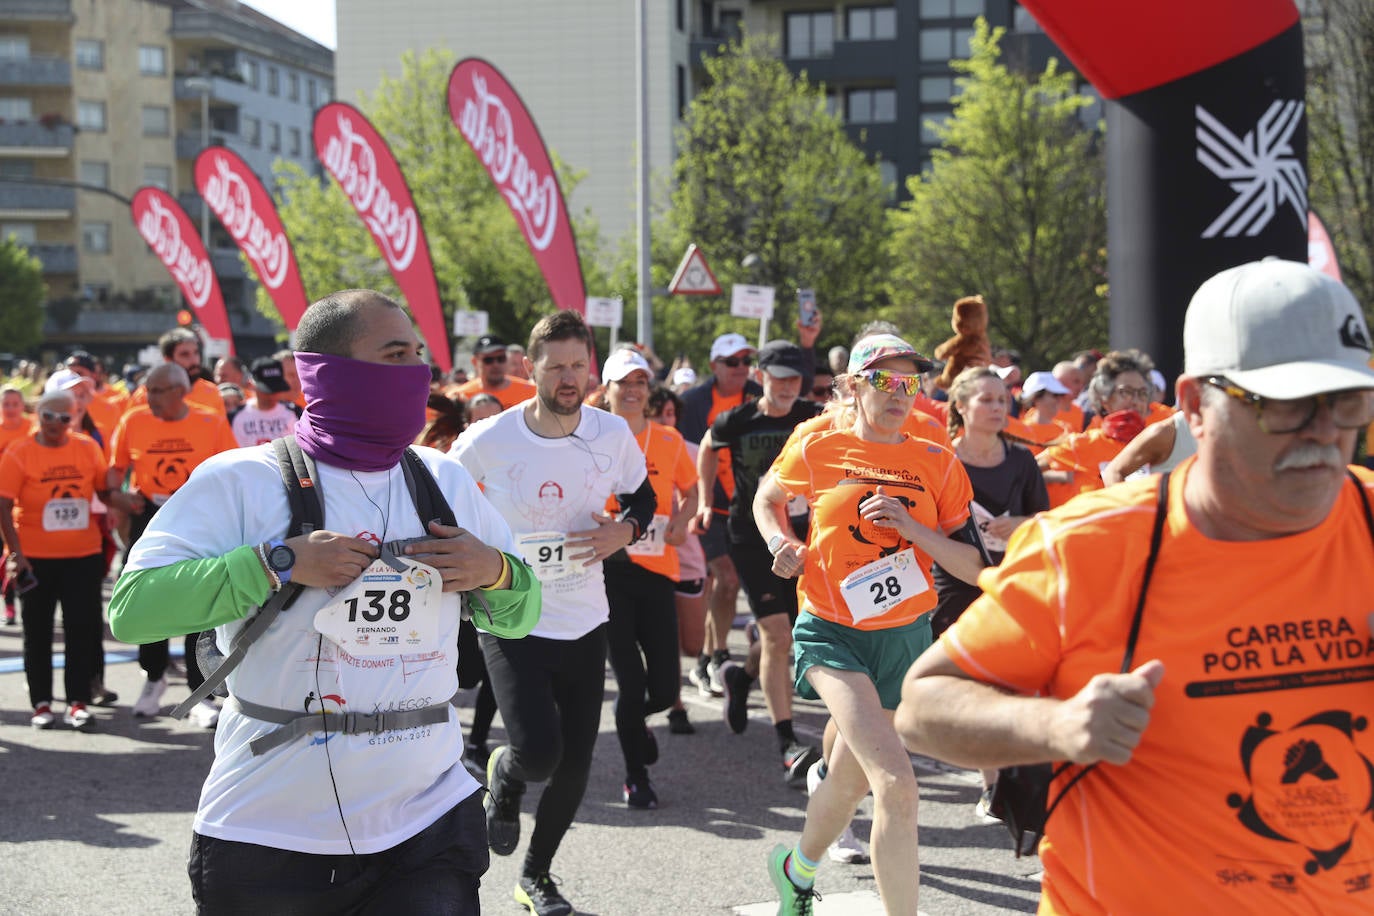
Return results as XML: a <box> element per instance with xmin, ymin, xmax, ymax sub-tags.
<box><xmin>399</xmin><ymin>446</ymin><xmax>458</xmax><ymax>529</ymax></box>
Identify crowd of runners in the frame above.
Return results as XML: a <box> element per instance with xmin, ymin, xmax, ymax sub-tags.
<box><xmin>3</xmin><ymin>258</ymin><xmax>1373</xmax><ymax>915</ymax></box>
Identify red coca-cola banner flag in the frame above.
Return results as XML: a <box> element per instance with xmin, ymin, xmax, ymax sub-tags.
<box><xmin>448</xmin><ymin>58</ymin><xmax>587</xmax><ymax>312</ymax></box>
<box><xmin>313</xmin><ymin>102</ymin><xmax>452</xmax><ymax>372</ymax></box>
<box><xmin>193</xmin><ymin>147</ymin><xmax>310</xmax><ymax>330</ymax></box>
<box><xmin>130</xmin><ymin>187</ymin><xmax>235</xmax><ymax>353</ymax></box>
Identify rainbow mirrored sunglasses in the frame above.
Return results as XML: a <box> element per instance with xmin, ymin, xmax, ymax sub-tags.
<box><xmin>856</xmin><ymin>368</ymin><xmax>922</xmax><ymax>396</ymax></box>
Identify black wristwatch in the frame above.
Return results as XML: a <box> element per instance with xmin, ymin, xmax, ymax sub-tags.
<box><xmin>266</xmin><ymin>539</ymin><xmax>296</xmax><ymax>584</ymax></box>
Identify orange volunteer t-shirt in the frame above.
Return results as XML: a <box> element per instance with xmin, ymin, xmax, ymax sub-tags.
<box><xmin>771</xmin><ymin>428</ymin><xmax>973</xmax><ymax>630</ymax></box>
<box><xmin>130</xmin><ymin>376</ymin><xmax>226</xmax><ymax>415</ymax></box>
<box><xmin>943</xmin><ymin>464</ymin><xmax>1374</xmax><ymax>914</ymax></box>
<box><xmin>453</xmin><ymin>376</ymin><xmax>537</xmax><ymax>411</ymax></box>
<box><xmin>912</xmin><ymin>391</ymin><xmax>949</xmax><ymax>425</ymax></box>
<box><xmin>606</xmin><ymin>421</ymin><xmax>696</xmax><ymax>581</ymax></box>
<box><xmin>1054</xmin><ymin>402</ymin><xmax>1086</xmax><ymax>435</ymax></box>
<box><xmin>0</xmin><ymin>419</ymin><xmax>35</xmax><ymax>457</ymax></box>
<box><xmin>1003</xmin><ymin>416</ymin><xmax>1063</xmax><ymax>455</ymax></box>
<box><xmin>110</xmin><ymin>405</ymin><xmax>237</xmax><ymax>502</ymax></box>
<box><xmin>1040</xmin><ymin>428</ymin><xmax>1126</xmax><ymax>508</ymax></box>
<box><xmin>776</xmin><ymin>406</ymin><xmax>951</xmax><ymax>465</ymax></box>
<box><xmin>0</xmin><ymin>432</ymin><xmax>107</xmax><ymax>558</ymax></box>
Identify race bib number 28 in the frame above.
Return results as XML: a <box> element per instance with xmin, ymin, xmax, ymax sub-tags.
<box><xmin>839</xmin><ymin>548</ymin><xmax>929</xmax><ymax>625</ymax></box>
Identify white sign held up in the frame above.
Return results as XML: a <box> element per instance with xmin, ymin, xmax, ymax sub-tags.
<box><xmin>584</xmin><ymin>296</ymin><xmax>623</xmax><ymax>329</ymax></box>
<box><xmin>730</xmin><ymin>284</ymin><xmax>775</xmax><ymax>320</ymax></box>
<box><xmin>453</xmin><ymin>310</ymin><xmax>490</xmax><ymax>337</ymax></box>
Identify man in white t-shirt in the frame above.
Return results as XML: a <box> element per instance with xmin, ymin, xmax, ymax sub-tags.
<box><xmin>109</xmin><ymin>290</ymin><xmax>541</xmax><ymax>915</ymax></box>
<box><xmin>452</xmin><ymin>309</ymin><xmax>656</xmax><ymax>916</ymax></box>
<box><xmin>228</xmin><ymin>356</ymin><xmax>300</xmax><ymax>447</ymax></box>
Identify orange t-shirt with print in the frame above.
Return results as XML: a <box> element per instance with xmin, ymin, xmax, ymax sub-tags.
<box><xmin>1054</xmin><ymin>402</ymin><xmax>1086</xmax><ymax>435</ymax></box>
<box><xmin>943</xmin><ymin>464</ymin><xmax>1374</xmax><ymax>915</ymax></box>
<box><xmin>605</xmin><ymin>421</ymin><xmax>696</xmax><ymax>581</ymax></box>
<box><xmin>453</xmin><ymin>376</ymin><xmax>537</xmax><ymax>411</ymax></box>
<box><xmin>912</xmin><ymin>391</ymin><xmax>948</xmax><ymax>425</ymax></box>
<box><xmin>110</xmin><ymin>405</ymin><xmax>237</xmax><ymax>501</ymax></box>
<box><xmin>1003</xmin><ymin>416</ymin><xmax>1063</xmax><ymax>455</ymax></box>
<box><xmin>1040</xmin><ymin>428</ymin><xmax>1126</xmax><ymax>508</ymax></box>
<box><xmin>130</xmin><ymin>376</ymin><xmax>226</xmax><ymax>415</ymax></box>
<box><xmin>771</xmin><ymin>429</ymin><xmax>972</xmax><ymax>630</ymax></box>
<box><xmin>85</xmin><ymin>392</ymin><xmax>125</xmax><ymax>443</ymax></box>
<box><xmin>0</xmin><ymin>432</ymin><xmax>107</xmax><ymax>558</ymax></box>
<box><xmin>776</xmin><ymin>407</ymin><xmax>951</xmax><ymax>465</ymax></box>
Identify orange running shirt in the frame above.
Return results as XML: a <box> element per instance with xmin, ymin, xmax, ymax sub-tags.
<box><xmin>110</xmin><ymin>405</ymin><xmax>237</xmax><ymax>501</ymax></box>
<box><xmin>1054</xmin><ymin>402</ymin><xmax>1086</xmax><ymax>435</ymax></box>
<box><xmin>1003</xmin><ymin>416</ymin><xmax>1063</xmax><ymax>455</ymax></box>
<box><xmin>943</xmin><ymin>464</ymin><xmax>1374</xmax><ymax>914</ymax></box>
<box><xmin>0</xmin><ymin>419</ymin><xmax>35</xmax><ymax>457</ymax></box>
<box><xmin>453</xmin><ymin>376</ymin><xmax>537</xmax><ymax>411</ymax></box>
<box><xmin>1040</xmin><ymin>428</ymin><xmax>1126</xmax><ymax>508</ymax></box>
<box><xmin>130</xmin><ymin>376</ymin><xmax>226</xmax><ymax>415</ymax></box>
<box><xmin>605</xmin><ymin>421</ymin><xmax>696</xmax><ymax>581</ymax></box>
<box><xmin>771</xmin><ymin>429</ymin><xmax>973</xmax><ymax>630</ymax></box>
<box><xmin>776</xmin><ymin>406</ymin><xmax>951</xmax><ymax>466</ymax></box>
<box><xmin>85</xmin><ymin>392</ymin><xmax>125</xmax><ymax>443</ymax></box>
<box><xmin>0</xmin><ymin>432</ymin><xmax>107</xmax><ymax>558</ymax></box>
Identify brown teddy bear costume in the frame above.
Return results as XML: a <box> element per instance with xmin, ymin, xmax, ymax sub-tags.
<box><xmin>933</xmin><ymin>294</ymin><xmax>993</xmax><ymax>390</ymax></box>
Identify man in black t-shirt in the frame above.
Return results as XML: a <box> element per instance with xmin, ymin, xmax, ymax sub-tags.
<box><xmin>696</xmin><ymin>340</ymin><xmax>822</xmax><ymax>785</ymax></box>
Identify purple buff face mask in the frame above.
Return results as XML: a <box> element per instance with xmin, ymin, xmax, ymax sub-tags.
<box><xmin>293</xmin><ymin>351</ymin><xmax>432</xmax><ymax>471</ymax></box>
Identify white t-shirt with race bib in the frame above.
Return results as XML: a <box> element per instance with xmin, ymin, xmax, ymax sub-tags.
<box><xmin>124</xmin><ymin>444</ymin><xmax>521</xmax><ymax>855</ymax></box>
<box><xmin>452</xmin><ymin>404</ymin><xmax>647</xmax><ymax>640</ymax></box>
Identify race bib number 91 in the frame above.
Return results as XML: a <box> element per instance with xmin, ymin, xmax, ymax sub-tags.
<box><xmin>314</xmin><ymin>557</ymin><xmax>442</xmax><ymax>656</ymax></box>
<box><xmin>517</xmin><ymin>531</ymin><xmax>577</xmax><ymax>581</ymax></box>
<box><xmin>626</xmin><ymin>514</ymin><xmax>668</xmax><ymax>557</ymax></box>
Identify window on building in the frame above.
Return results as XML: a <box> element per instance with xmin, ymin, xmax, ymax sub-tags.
<box><xmin>0</xmin><ymin>159</ymin><xmax>34</xmax><ymax>178</ymax></box>
<box><xmin>79</xmin><ymin>161</ymin><xmax>108</xmax><ymax>188</ymax></box>
<box><xmin>1013</xmin><ymin>3</ymin><xmax>1043</xmax><ymax>32</ymax></box>
<box><xmin>241</xmin><ymin>58</ymin><xmax>259</xmax><ymax>88</ymax></box>
<box><xmin>921</xmin><ymin>111</ymin><xmax>951</xmax><ymax>144</ymax></box>
<box><xmin>919</xmin><ymin>27</ymin><xmax>974</xmax><ymax>60</ymax></box>
<box><xmin>846</xmin><ymin>88</ymin><xmax>897</xmax><ymax>124</ymax></box>
<box><xmin>307</xmin><ymin>78</ymin><xmax>317</xmax><ymax>107</ymax></box>
<box><xmin>242</xmin><ymin>115</ymin><xmax>260</xmax><ymax>146</ymax></box>
<box><xmin>920</xmin><ymin>76</ymin><xmax>954</xmax><ymax>103</ymax></box>
<box><xmin>1</xmin><ymin>222</ymin><xmax>36</xmax><ymax>245</ymax></box>
<box><xmin>83</xmin><ymin>282</ymin><xmax>111</xmax><ymax>301</ymax></box>
<box><xmin>267</xmin><ymin>66</ymin><xmax>279</xmax><ymax>95</ymax></box>
<box><xmin>920</xmin><ymin>0</ymin><xmax>983</xmax><ymax>15</ymax></box>
<box><xmin>677</xmin><ymin>65</ymin><xmax>687</xmax><ymax>120</ymax></box>
<box><xmin>75</xmin><ymin>39</ymin><xmax>103</xmax><ymax>70</ymax></box>
<box><xmin>142</xmin><ymin>105</ymin><xmax>170</xmax><ymax>136</ymax></box>
<box><xmin>287</xmin><ymin>72</ymin><xmax>299</xmax><ymax>101</ymax></box>
<box><xmin>289</xmin><ymin>126</ymin><xmax>302</xmax><ymax>156</ymax></box>
<box><xmin>142</xmin><ymin>165</ymin><xmax>171</xmax><ymax>190</ymax></box>
<box><xmin>0</xmin><ymin>36</ymin><xmax>30</xmax><ymax>60</ymax></box>
<box><xmin>823</xmin><ymin>92</ymin><xmax>841</xmax><ymax>119</ymax></box>
<box><xmin>786</xmin><ymin>11</ymin><xmax>834</xmax><ymax>58</ymax></box>
<box><xmin>319</xmin><ymin>83</ymin><xmax>331</xmax><ymax>104</ymax></box>
<box><xmin>848</xmin><ymin>7</ymin><xmax>897</xmax><ymax>40</ymax></box>
<box><xmin>77</xmin><ymin>100</ymin><xmax>106</xmax><ymax>131</ymax></box>
<box><xmin>82</xmin><ymin>222</ymin><xmax>111</xmax><ymax>254</ymax></box>
<box><xmin>0</xmin><ymin>97</ymin><xmax>32</xmax><ymax>121</ymax></box>
<box><xmin>878</xmin><ymin>160</ymin><xmax>899</xmax><ymax>200</ymax></box>
<box><xmin>954</xmin><ymin>0</ymin><xmax>985</xmax><ymax>15</ymax></box>
<box><xmin>267</xmin><ymin>122</ymin><xmax>280</xmax><ymax>152</ymax></box>
<box><xmin>139</xmin><ymin>45</ymin><xmax>167</xmax><ymax>76</ymax></box>
<box><xmin>676</xmin><ymin>0</ymin><xmax>685</xmax><ymax>31</ymax></box>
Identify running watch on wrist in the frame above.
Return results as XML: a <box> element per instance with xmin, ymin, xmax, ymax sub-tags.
<box><xmin>265</xmin><ymin>539</ymin><xmax>296</xmax><ymax>584</ymax></box>
<box><xmin>767</xmin><ymin>533</ymin><xmax>786</xmax><ymax>557</ymax></box>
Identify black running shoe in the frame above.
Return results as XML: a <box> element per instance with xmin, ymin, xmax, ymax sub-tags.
<box><xmin>667</xmin><ymin>707</ymin><xmax>695</xmax><ymax>735</ymax></box>
<box><xmin>782</xmin><ymin>742</ymin><xmax>822</xmax><ymax>789</ymax></box>
<box><xmin>514</xmin><ymin>872</ymin><xmax>574</xmax><ymax>916</ymax></box>
<box><xmin>721</xmin><ymin>662</ymin><xmax>752</xmax><ymax>734</ymax></box>
<box><xmin>484</xmin><ymin>745</ymin><xmax>522</xmax><ymax>856</ymax></box>
<box><xmin>623</xmin><ymin>778</ymin><xmax>658</xmax><ymax>809</ymax></box>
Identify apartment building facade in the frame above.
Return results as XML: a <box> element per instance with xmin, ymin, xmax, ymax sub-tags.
<box><xmin>0</xmin><ymin>0</ymin><xmax>332</xmax><ymax>358</ymax></box>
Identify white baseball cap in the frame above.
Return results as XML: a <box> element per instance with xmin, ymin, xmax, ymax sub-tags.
<box><xmin>1021</xmin><ymin>371</ymin><xmax>1069</xmax><ymax>398</ymax></box>
<box><xmin>602</xmin><ymin>348</ymin><xmax>653</xmax><ymax>383</ymax></box>
<box><xmin>44</xmin><ymin>368</ymin><xmax>92</xmax><ymax>393</ymax></box>
<box><xmin>1183</xmin><ymin>258</ymin><xmax>1374</xmax><ymax>398</ymax></box>
<box><xmin>710</xmin><ymin>333</ymin><xmax>754</xmax><ymax>362</ymax></box>
<box><xmin>672</xmin><ymin>367</ymin><xmax>697</xmax><ymax>387</ymax></box>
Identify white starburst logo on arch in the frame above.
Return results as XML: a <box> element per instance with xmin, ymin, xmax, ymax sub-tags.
<box><xmin>1196</xmin><ymin>101</ymin><xmax>1307</xmax><ymax>239</ymax></box>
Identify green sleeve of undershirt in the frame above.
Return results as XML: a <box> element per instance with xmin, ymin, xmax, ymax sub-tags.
<box><xmin>108</xmin><ymin>545</ymin><xmax>272</xmax><ymax>644</ymax></box>
<box><xmin>469</xmin><ymin>552</ymin><xmax>542</xmax><ymax>640</ymax></box>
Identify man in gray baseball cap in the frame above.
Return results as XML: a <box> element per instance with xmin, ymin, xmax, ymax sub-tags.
<box><xmin>898</xmin><ymin>258</ymin><xmax>1374</xmax><ymax>910</ymax></box>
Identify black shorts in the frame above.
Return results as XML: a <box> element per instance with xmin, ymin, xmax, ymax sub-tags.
<box><xmin>731</xmin><ymin>539</ymin><xmax>799</xmax><ymax>622</ymax></box>
<box><xmin>701</xmin><ymin>515</ymin><xmax>731</xmax><ymax>562</ymax></box>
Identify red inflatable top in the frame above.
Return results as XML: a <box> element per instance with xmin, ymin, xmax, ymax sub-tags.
<box><xmin>1019</xmin><ymin>0</ymin><xmax>1300</xmax><ymax>99</ymax></box>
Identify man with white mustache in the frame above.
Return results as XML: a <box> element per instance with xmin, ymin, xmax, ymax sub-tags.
<box><xmin>897</xmin><ymin>259</ymin><xmax>1374</xmax><ymax>913</ymax></box>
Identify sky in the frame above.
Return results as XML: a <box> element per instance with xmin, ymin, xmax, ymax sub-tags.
<box><xmin>240</xmin><ymin>0</ymin><xmax>337</xmax><ymax>50</ymax></box>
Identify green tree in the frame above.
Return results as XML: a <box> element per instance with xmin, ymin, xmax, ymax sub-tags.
<box><xmin>263</xmin><ymin>49</ymin><xmax>606</xmax><ymax>349</ymax></box>
<box><xmin>0</xmin><ymin>237</ymin><xmax>46</xmax><ymax>352</ymax></box>
<box><xmin>622</xmin><ymin>35</ymin><xmax>890</xmax><ymax>365</ymax></box>
<box><xmin>886</xmin><ymin>19</ymin><xmax>1107</xmax><ymax>371</ymax></box>
<box><xmin>1306</xmin><ymin>0</ymin><xmax>1374</xmax><ymax>319</ymax></box>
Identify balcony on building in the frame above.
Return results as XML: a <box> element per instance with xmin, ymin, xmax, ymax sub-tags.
<box><xmin>0</xmin><ymin>119</ymin><xmax>74</xmax><ymax>156</ymax></box>
<box><xmin>0</xmin><ymin>54</ymin><xmax>71</xmax><ymax>87</ymax></box>
<box><xmin>172</xmin><ymin>8</ymin><xmax>333</xmax><ymax>73</ymax></box>
<box><xmin>26</xmin><ymin>241</ymin><xmax>75</xmax><ymax>273</ymax></box>
<box><xmin>0</xmin><ymin>182</ymin><xmax>73</xmax><ymax>217</ymax></box>
<box><xmin>175</xmin><ymin>70</ymin><xmax>257</xmax><ymax>109</ymax></box>
<box><xmin>0</xmin><ymin>0</ymin><xmax>74</xmax><ymax>23</ymax></box>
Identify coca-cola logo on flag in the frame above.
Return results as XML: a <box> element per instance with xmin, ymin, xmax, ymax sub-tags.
<box><xmin>448</xmin><ymin>59</ymin><xmax>586</xmax><ymax>310</ymax></box>
<box><xmin>313</xmin><ymin>102</ymin><xmax>452</xmax><ymax>372</ymax></box>
<box><xmin>130</xmin><ymin>187</ymin><xmax>234</xmax><ymax>352</ymax></box>
<box><xmin>193</xmin><ymin>147</ymin><xmax>310</xmax><ymax>330</ymax></box>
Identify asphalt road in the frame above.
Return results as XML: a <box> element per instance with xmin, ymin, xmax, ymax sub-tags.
<box><xmin>0</xmin><ymin>607</ymin><xmax>1042</xmax><ymax>916</ymax></box>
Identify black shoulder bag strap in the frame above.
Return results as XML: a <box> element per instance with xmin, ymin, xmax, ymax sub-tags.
<box><xmin>1348</xmin><ymin>468</ymin><xmax>1374</xmax><ymax>544</ymax></box>
<box><xmin>1039</xmin><ymin>470</ymin><xmax>1172</xmax><ymax>828</ymax></box>
<box><xmin>171</xmin><ymin>438</ymin><xmax>317</xmax><ymax>717</ymax></box>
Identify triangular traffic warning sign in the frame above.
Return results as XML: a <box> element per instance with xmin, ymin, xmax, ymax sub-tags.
<box><xmin>668</xmin><ymin>244</ymin><xmax>722</xmax><ymax>295</ymax></box>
